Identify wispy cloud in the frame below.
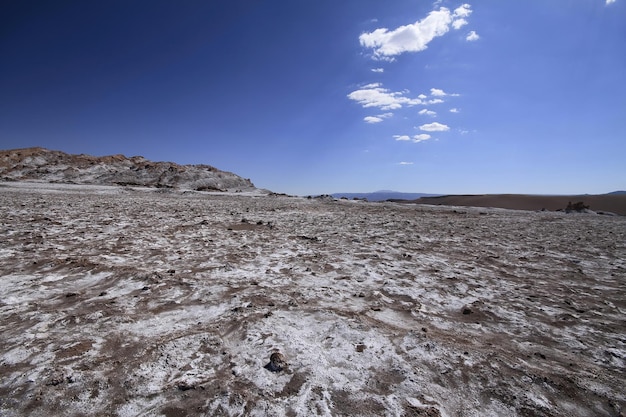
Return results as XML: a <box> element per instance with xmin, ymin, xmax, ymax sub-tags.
<box><xmin>397</xmin><ymin>161</ymin><xmax>414</xmax><ymax>165</ymax></box>
<box><xmin>364</xmin><ymin>116</ymin><xmax>383</xmax><ymax>123</ymax></box>
<box><xmin>606</xmin><ymin>0</ymin><xmax>616</xmax><ymax>4</ymax></box>
<box><xmin>430</xmin><ymin>88</ymin><xmax>459</xmax><ymax>97</ymax></box>
<box><xmin>395</xmin><ymin>134</ymin><xmax>432</xmax><ymax>143</ymax></box>
<box><xmin>413</xmin><ymin>134</ymin><xmax>431</xmax><ymax>142</ymax></box>
<box><xmin>419</xmin><ymin>122</ymin><xmax>450</xmax><ymax>132</ymax></box>
<box><xmin>419</xmin><ymin>109</ymin><xmax>437</xmax><ymax>117</ymax></box>
<box><xmin>359</xmin><ymin>4</ymin><xmax>473</xmax><ymax>59</ymax></box>
<box><xmin>364</xmin><ymin>112</ymin><xmax>393</xmax><ymax>123</ymax></box>
<box><xmin>371</xmin><ymin>68</ymin><xmax>384</xmax><ymax>73</ymax></box>
<box><xmin>466</xmin><ymin>30</ymin><xmax>480</xmax><ymax>41</ymax></box>
<box><xmin>450</xmin><ymin>108</ymin><xmax>459</xmax><ymax>113</ymax></box>
<box><xmin>348</xmin><ymin>83</ymin><xmax>422</xmax><ymax>110</ymax></box>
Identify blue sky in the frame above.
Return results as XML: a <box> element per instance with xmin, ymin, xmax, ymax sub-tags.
<box><xmin>1</xmin><ymin>0</ymin><xmax>624</xmax><ymax>195</ymax></box>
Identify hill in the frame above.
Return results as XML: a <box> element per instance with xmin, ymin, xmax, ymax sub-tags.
<box><xmin>0</xmin><ymin>147</ymin><xmax>255</xmax><ymax>191</ymax></box>
<box><xmin>399</xmin><ymin>194</ymin><xmax>626</xmax><ymax>216</ymax></box>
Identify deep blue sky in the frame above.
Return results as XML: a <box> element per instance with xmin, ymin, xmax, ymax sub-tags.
<box><xmin>1</xmin><ymin>0</ymin><xmax>624</xmax><ymax>195</ymax></box>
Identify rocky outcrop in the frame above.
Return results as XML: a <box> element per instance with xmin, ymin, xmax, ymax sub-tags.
<box><xmin>0</xmin><ymin>147</ymin><xmax>256</xmax><ymax>191</ymax></box>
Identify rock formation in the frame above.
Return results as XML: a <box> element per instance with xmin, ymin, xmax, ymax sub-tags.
<box><xmin>0</xmin><ymin>147</ymin><xmax>255</xmax><ymax>191</ymax></box>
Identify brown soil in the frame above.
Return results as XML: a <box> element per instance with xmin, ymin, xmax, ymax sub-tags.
<box><xmin>403</xmin><ymin>194</ymin><xmax>626</xmax><ymax>215</ymax></box>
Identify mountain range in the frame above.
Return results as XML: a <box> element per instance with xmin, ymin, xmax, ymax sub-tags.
<box><xmin>331</xmin><ymin>190</ymin><xmax>440</xmax><ymax>201</ymax></box>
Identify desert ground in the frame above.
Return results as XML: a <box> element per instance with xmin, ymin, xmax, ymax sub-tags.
<box><xmin>0</xmin><ymin>182</ymin><xmax>624</xmax><ymax>417</ymax></box>
<box><xmin>404</xmin><ymin>194</ymin><xmax>626</xmax><ymax>216</ymax></box>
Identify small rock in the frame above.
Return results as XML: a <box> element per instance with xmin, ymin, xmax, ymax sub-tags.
<box><xmin>177</xmin><ymin>381</ymin><xmax>196</xmax><ymax>391</ymax></box>
<box><xmin>355</xmin><ymin>344</ymin><xmax>366</xmax><ymax>353</ymax></box>
<box><xmin>265</xmin><ymin>351</ymin><xmax>287</xmax><ymax>372</ymax></box>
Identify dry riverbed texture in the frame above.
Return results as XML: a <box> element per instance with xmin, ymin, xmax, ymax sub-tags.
<box><xmin>1</xmin><ymin>182</ymin><xmax>625</xmax><ymax>417</ymax></box>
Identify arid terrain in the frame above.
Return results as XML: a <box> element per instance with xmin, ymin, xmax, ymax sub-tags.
<box><xmin>1</xmin><ymin>182</ymin><xmax>625</xmax><ymax>417</ymax></box>
<box><xmin>402</xmin><ymin>194</ymin><xmax>626</xmax><ymax>217</ymax></box>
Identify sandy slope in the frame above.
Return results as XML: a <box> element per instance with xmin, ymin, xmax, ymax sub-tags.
<box><xmin>405</xmin><ymin>194</ymin><xmax>626</xmax><ymax>216</ymax></box>
<box><xmin>1</xmin><ymin>183</ymin><xmax>625</xmax><ymax>417</ymax></box>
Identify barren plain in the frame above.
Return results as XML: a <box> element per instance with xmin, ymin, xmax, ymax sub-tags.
<box><xmin>0</xmin><ymin>182</ymin><xmax>624</xmax><ymax>417</ymax></box>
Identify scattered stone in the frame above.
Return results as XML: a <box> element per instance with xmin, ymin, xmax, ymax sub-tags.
<box><xmin>462</xmin><ymin>306</ymin><xmax>473</xmax><ymax>315</ymax></box>
<box><xmin>265</xmin><ymin>351</ymin><xmax>287</xmax><ymax>372</ymax></box>
<box><xmin>355</xmin><ymin>344</ymin><xmax>366</xmax><ymax>353</ymax></box>
<box><xmin>45</xmin><ymin>373</ymin><xmax>65</xmax><ymax>386</ymax></box>
<box><xmin>177</xmin><ymin>381</ymin><xmax>196</xmax><ymax>391</ymax></box>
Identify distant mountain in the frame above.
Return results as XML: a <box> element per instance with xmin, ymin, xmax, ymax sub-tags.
<box><xmin>332</xmin><ymin>190</ymin><xmax>440</xmax><ymax>202</ymax></box>
<box><xmin>607</xmin><ymin>191</ymin><xmax>626</xmax><ymax>195</ymax></box>
<box><xmin>0</xmin><ymin>147</ymin><xmax>256</xmax><ymax>191</ymax></box>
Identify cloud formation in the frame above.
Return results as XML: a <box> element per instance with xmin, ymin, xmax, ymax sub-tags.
<box><xmin>359</xmin><ymin>4</ymin><xmax>473</xmax><ymax>59</ymax></box>
<box><xmin>348</xmin><ymin>83</ymin><xmax>422</xmax><ymax>110</ymax></box>
<box><xmin>364</xmin><ymin>112</ymin><xmax>393</xmax><ymax>123</ymax></box>
<box><xmin>413</xmin><ymin>134</ymin><xmax>431</xmax><ymax>142</ymax></box>
<box><xmin>606</xmin><ymin>0</ymin><xmax>616</xmax><ymax>4</ymax></box>
<box><xmin>466</xmin><ymin>31</ymin><xmax>480</xmax><ymax>41</ymax></box>
<box><xmin>371</xmin><ymin>68</ymin><xmax>384</xmax><ymax>73</ymax></box>
<box><xmin>395</xmin><ymin>134</ymin><xmax>432</xmax><ymax>143</ymax></box>
<box><xmin>419</xmin><ymin>109</ymin><xmax>437</xmax><ymax>117</ymax></box>
<box><xmin>397</xmin><ymin>161</ymin><xmax>414</xmax><ymax>165</ymax></box>
<box><xmin>419</xmin><ymin>122</ymin><xmax>450</xmax><ymax>132</ymax></box>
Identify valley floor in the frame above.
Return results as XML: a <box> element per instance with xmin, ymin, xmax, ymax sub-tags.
<box><xmin>1</xmin><ymin>182</ymin><xmax>624</xmax><ymax>416</ymax></box>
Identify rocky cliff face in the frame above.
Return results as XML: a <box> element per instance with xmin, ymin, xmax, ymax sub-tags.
<box><xmin>0</xmin><ymin>147</ymin><xmax>256</xmax><ymax>191</ymax></box>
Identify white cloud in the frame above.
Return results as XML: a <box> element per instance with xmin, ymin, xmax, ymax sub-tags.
<box><xmin>397</xmin><ymin>161</ymin><xmax>414</xmax><ymax>165</ymax></box>
<box><xmin>413</xmin><ymin>134</ymin><xmax>431</xmax><ymax>142</ymax></box>
<box><xmin>449</xmin><ymin>108</ymin><xmax>459</xmax><ymax>113</ymax></box>
<box><xmin>364</xmin><ymin>112</ymin><xmax>393</xmax><ymax>123</ymax></box>
<box><xmin>359</xmin><ymin>5</ymin><xmax>473</xmax><ymax>59</ymax></box>
<box><xmin>428</xmin><ymin>98</ymin><xmax>445</xmax><ymax>104</ymax></box>
<box><xmin>466</xmin><ymin>31</ymin><xmax>480</xmax><ymax>41</ymax></box>
<box><xmin>418</xmin><ymin>94</ymin><xmax>428</xmax><ymax>100</ymax></box>
<box><xmin>452</xmin><ymin>18</ymin><xmax>468</xmax><ymax>30</ymax></box>
<box><xmin>393</xmin><ymin>135</ymin><xmax>411</xmax><ymax>141</ymax></box>
<box><xmin>364</xmin><ymin>116</ymin><xmax>383</xmax><ymax>123</ymax></box>
<box><xmin>452</xmin><ymin>4</ymin><xmax>472</xmax><ymax>31</ymax></box>
<box><xmin>606</xmin><ymin>0</ymin><xmax>616</xmax><ymax>4</ymax></box>
<box><xmin>419</xmin><ymin>122</ymin><xmax>450</xmax><ymax>131</ymax></box>
<box><xmin>348</xmin><ymin>84</ymin><xmax>422</xmax><ymax>110</ymax></box>
<box><xmin>419</xmin><ymin>109</ymin><xmax>437</xmax><ymax>117</ymax></box>
<box><xmin>453</xmin><ymin>4</ymin><xmax>472</xmax><ymax>18</ymax></box>
<box><xmin>371</xmin><ymin>68</ymin><xmax>385</xmax><ymax>73</ymax></box>
<box><xmin>430</xmin><ymin>88</ymin><xmax>446</xmax><ymax>96</ymax></box>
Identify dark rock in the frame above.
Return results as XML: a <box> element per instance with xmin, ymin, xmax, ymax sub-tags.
<box><xmin>265</xmin><ymin>351</ymin><xmax>287</xmax><ymax>372</ymax></box>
